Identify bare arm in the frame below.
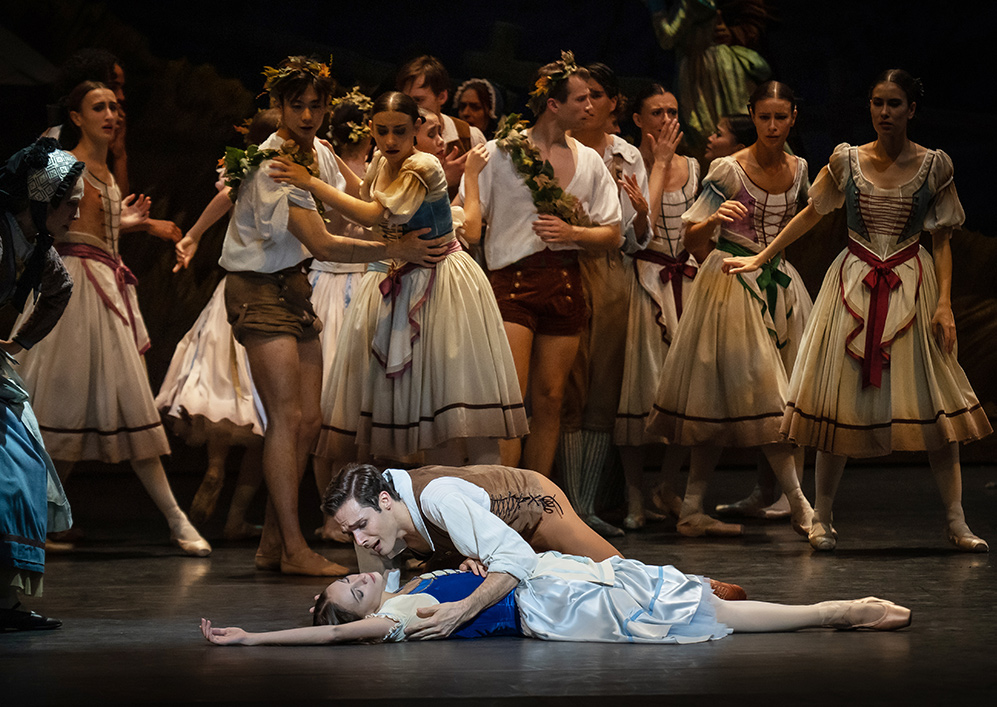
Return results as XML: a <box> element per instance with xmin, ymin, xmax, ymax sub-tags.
<box><xmin>720</xmin><ymin>203</ymin><xmax>823</xmax><ymax>274</ymax></box>
<box><xmin>173</xmin><ymin>188</ymin><xmax>234</xmax><ymax>272</ymax></box>
<box><xmin>200</xmin><ymin>616</ymin><xmax>394</xmax><ymax>646</ymax></box>
<box><xmin>333</xmin><ymin>153</ymin><xmax>363</xmax><ymax>197</ymax></box>
<box><xmin>532</xmin><ymin>217</ymin><xmax>620</xmax><ymax>251</ymax></box>
<box><xmin>287</xmin><ymin>205</ymin><xmax>447</xmax><ymax>266</ymax></box>
<box><xmin>461</xmin><ymin>145</ymin><xmax>488</xmax><ymax>245</ymax></box>
<box><xmin>930</xmin><ymin>229</ymin><xmax>956</xmax><ymax>353</ymax></box>
<box><xmin>270</xmin><ymin>157</ymin><xmax>384</xmax><ymax>226</ymax></box>
<box><xmin>647</xmin><ymin>118</ymin><xmax>683</xmax><ymax>232</ymax></box>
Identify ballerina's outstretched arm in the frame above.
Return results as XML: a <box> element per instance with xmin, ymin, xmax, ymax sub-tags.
<box><xmin>200</xmin><ymin>616</ymin><xmax>395</xmax><ymax>646</ymax></box>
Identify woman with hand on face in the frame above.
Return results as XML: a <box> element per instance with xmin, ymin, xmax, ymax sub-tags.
<box><xmin>616</xmin><ymin>83</ymin><xmax>701</xmax><ymax>528</ymax></box>
<box><xmin>271</xmin><ymin>91</ymin><xmax>526</xmax><ymax>470</ymax></box>
<box><xmin>646</xmin><ymin>81</ymin><xmax>814</xmax><ymax>539</ymax></box>
<box><xmin>722</xmin><ymin>70</ymin><xmax>991</xmax><ymax>552</ymax></box>
<box><xmin>13</xmin><ymin>82</ymin><xmax>212</xmax><ymax>556</ymax></box>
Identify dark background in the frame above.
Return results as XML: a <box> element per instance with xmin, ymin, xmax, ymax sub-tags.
<box><xmin>3</xmin><ymin>0</ymin><xmax>997</xmax><ymax>464</ymax></box>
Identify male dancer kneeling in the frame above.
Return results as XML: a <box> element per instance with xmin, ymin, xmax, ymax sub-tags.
<box><xmin>322</xmin><ymin>464</ymin><xmax>745</xmax><ymax>638</ymax></box>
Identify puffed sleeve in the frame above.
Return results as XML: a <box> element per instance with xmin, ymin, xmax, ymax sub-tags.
<box><xmin>370</xmin><ymin>593</ymin><xmax>439</xmax><ymax>642</ymax></box>
<box><xmin>924</xmin><ymin>150</ymin><xmax>966</xmax><ymax>234</ymax></box>
<box><xmin>807</xmin><ymin>143</ymin><xmax>850</xmax><ymax>215</ymax></box>
<box><xmin>245</xmin><ymin>162</ymin><xmax>316</xmax><ymax>241</ymax></box>
<box><xmin>681</xmin><ymin>156</ymin><xmax>739</xmax><ymax>225</ymax></box>
<box><xmin>371</xmin><ymin>152</ymin><xmax>437</xmax><ymax>222</ymax></box>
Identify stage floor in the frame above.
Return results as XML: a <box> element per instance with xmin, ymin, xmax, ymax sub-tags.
<box><xmin>2</xmin><ymin>464</ymin><xmax>995</xmax><ymax>706</ymax></box>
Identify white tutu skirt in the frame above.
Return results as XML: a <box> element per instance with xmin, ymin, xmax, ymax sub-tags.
<box><xmin>316</xmin><ymin>250</ymin><xmax>528</xmax><ymax>460</ymax></box>
<box><xmin>308</xmin><ymin>268</ymin><xmax>362</xmax><ymax>407</ymax></box>
<box><xmin>15</xmin><ymin>254</ymin><xmax>170</xmax><ymax>462</ymax></box>
<box><xmin>783</xmin><ymin>246</ymin><xmax>991</xmax><ymax>457</ymax></box>
<box><xmin>646</xmin><ymin>247</ymin><xmax>812</xmax><ymax>447</ymax></box>
<box><xmin>517</xmin><ymin>555</ymin><xmax>731</xmax><ymax>644</ymax></box>
<box><xmin>155</xmin><ymin>278</ymin><xmax>263</xmax><ymax>446</ymax></box>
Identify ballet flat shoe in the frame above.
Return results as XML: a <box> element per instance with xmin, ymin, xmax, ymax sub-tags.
<box><xmin>0</xmin><ymin>603</ymin><xmax>62</xmax><ymax>631</ymax></box>
<box><xmin>835</xmin><ymin>597</ymin><xmax>912</xmax><ymax>631</ymax></box>
<box><xmin>623</xmin><ymin>512</ymin><xmax>645</xmax><ymax>531</ymax></box>
<box><xmin>254</xmin><ymin>553</ymin><xmax>281</xmax><ymax>571</ymax></box>
<box><xmin>172</xmin><ymin>534</ymin><xmax>212</xmax><ymax>557</ymax></box>
<box><xmin>584</xmin><ymin>514</ymin><xmax>625</xmax><ymax>538</ymax></box>
<box><xmin>280</xmin><ymin>555</ymin><xmax>350</xmax><ymax>577</ymax></box>
<box><xmin>946</xmin><ymin>525</ymin><xmax>989</xmax><ymax>553</ymax></box>
<box><xmin>677</xmin><ymin>512</ymin><xmax>743</xmax><ymax>537</ymax></box>
<box><xmin>709</xmin><ymin>579</ymin><xmax>747</xmax><ymax>601</ymax></box>
<box><xmin>808</xmin><ymin>519</ymin><xmax>837</xmax><ymax>551</ymax></box>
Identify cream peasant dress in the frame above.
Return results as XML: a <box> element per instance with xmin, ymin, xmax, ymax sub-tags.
<box><xmin>316</xmin><ymin>151</ymin><xmax>527</xmax><ymax>460</ymax></box>
<box><xmin>14</xmin><ymin>170</ymin><xmax>170</xmax><ymax>462</ymax></box>
<box><xmin>615</xmin><ymin>156</ymin><xmax>699</xmax><ymax>446</ymax></box>
<box><xmin>645</xmin><ymin>156</ymin><xmax>813</xmax><ymax>447</ymax></box>
<box><xmin>782</xmin><ymin>144</ymin><xmax>991</xmax><ymax>457</ymax></box>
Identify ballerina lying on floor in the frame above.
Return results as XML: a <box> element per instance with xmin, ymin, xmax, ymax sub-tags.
<box><xmin>200</xmin><ymin>551</ymin><xmax>910</xmax><ymax>645</ymax></box>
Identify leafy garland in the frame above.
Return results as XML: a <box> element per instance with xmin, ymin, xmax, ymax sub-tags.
<box><xmin>330</xmin><ymin>86</ymin><xmax>374</xmax><ymax>144</ymax></box>
<box><xmin>494</xmin><ymin>114</ymin><xmax>592</xmax><ymax>227</ymax></box>
<box><xmin>221</xmin><ymin>139</ymin><xmax>323</xmax><ymax>217</ymax></box>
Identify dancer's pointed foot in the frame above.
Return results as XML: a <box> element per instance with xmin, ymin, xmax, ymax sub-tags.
<box><xmin>946</xmin><ymin>521</ymin><xmax>989</xmax><ymax>553</ymax></box>
<box><xmin>709</xmin><ymin>579</ymin><xmax>747</xmax><ymax>601</ymax></box>
<box><xmin>808</xmin><ymin>514</ymin><xmax>837</xmax><ymax>551</ymax></box>
<box><xmin>189</xmin><ymin>473</ymin><xmax>224</xmax><ymax>526</ymax></box>
<box><xmin>714</xmin><ymin>487</ymin><xmax>779</xmax><ymax>519</ymax></box>
<box><xmin>677</xmin><ymin>512</ymin><xmax>743</xmax><ymax>537</ymax></box>
<box><xmin>651</xmin><ymin>485</ymin><xmax>683</xmax><ymax>518</ymax></box>
<box><xmin>280</xmin><ymin>550</ymin><xmax>349</xmax><ymax>576</ymax></box>
<box><xmin>789</xmin><ymin>494</ymin><xmax>814</xmax><ymax>537</ymax></box>
<box><xmin>169</xmin><ymin>513</ymin><xmax>212</xmax><ymax>557</ymax></box>
<box><xmin>583</xmin><ymin>514</ymin><xmax>625</xmax><ymax>538</ymax></box>
<box><xmin>822</xmin><ymin>597</ymin><xmax>911</xmax><ymax>630</ymax></box>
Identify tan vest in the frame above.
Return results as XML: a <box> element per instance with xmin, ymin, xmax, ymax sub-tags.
<box><xmin>445</xmin><ymin>116</ymin><xmax>473</xmax><ymax>156</ymax></box>
<box><xmin>405</xmin><ymin>465</ymin><xmax>558</xmax><ymax>571</ymax></box>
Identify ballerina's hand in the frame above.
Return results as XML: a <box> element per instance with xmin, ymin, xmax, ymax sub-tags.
<box><xmin>269</xmin><ymin>156</ymin><xmax>314</xmax><ymax>190</ymax></box>
<box><xmin>713</xmin><ymin>199</ymin><xmax>748</xmax><ymax>224</ymax></box>
<box><xmin>722</xmin><ymin>255</ymin><xmax>762</xmax><ymax>275</ymax></box>
<box><xmin>172</xmin><ymin>234</ymin><xmax>199</xmax><ymax>272</ymax></box>
<box><xmin>465</xmin><ymin>144</ymin><xmax>490</xmax><ymax>177</ymax></box>
<box><xmin>120</xmin><ymin>193</ymin><xmax>151</xmax><ymax>230</ymax></box>
<box><xmin>200</xmin><ymin>618</ymin><xmax>249</xmax><ymax>646</ymax></box>
<box><xmin>619</xmin><ymin>173</ymin><xmax>648</xmax><ymax>217</ymax></box>
<box><xmin>931</xmin><ymin>303</ymin><xmax>957</xmax><ymax>353</ymax></box>
<box><xmin>649</xmin><ymin>117</ymin><xmax>683</xmax><ymax>165</ymax></box>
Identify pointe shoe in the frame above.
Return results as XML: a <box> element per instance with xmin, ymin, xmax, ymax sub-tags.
<box><xmin>172</xmin><ymin>533</ymin><xmax>212</xmax><ymax>558</ymax></box>
<box><xmin>677</xmin><ymin>512</ymin><xmax>743</xmax><ymax>537</ymax></box>
<box><xmin>651</xmin><ymin>486</ymin><xmax>683</xmax><ymax>519</ymax></box>
<box><xmin>946</xmin><ymin>521</ymin><xmax>989</xmax><ymax>553</ymax></box>
<box><xmin>808</xmin><ymin>517</ymin><xmax>837</xmax><ymax>551</ymax></box>
<box><xmin>624</xmin><ymin>511</ymin><xmax>645</xmax><ymax>531</ymax></box>
<box><xmin>583</xmin><ymin>514</ymin><xmax>625</xmax><ymax>538</ymax></box>
<box><xmin>714</xmin><ymin>488</ymin><xmax>780</xmax><ymax>519</ymax></box>
<box><xmin>790</xmin><ymin>500</ymin><xmax>814</xmax><ymax>537</ymax></box>
<box><xmin>826</xmin><ymin>597</ymin><xmax>912</xmax><ymax>631</ymax></box>
<box><xmin>280</xmin><ymin>551</ymin><xmax>350</xmax><ymax>577</ymax></box>
<box><xmin>709</xmin><ymin>579</ymin><xmax>747</xmax><ymax>601</ymax></box>
<box><xmin>757</xmin><ymin>494</ymin><xmax>792</xmax><ymax>520</ymax></box>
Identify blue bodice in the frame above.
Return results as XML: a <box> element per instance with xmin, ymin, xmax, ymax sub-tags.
<box><xmin>411</xmin><ymin>572</ymin><xmax>522</xmax><ymax>639</ymax></box>
<box><xmin>402</xmin><ymin>196</ymin><xmax>453</xmax><ymax>240</ymax></box>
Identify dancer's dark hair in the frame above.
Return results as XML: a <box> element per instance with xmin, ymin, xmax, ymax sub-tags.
<box><xmin>322</xmin><ymin>463</ymin><xmax>401</xmax><ymax>517</ymax></box>
<box><xmin>586</xmin><ymin>63</ymin><xmax>624</xmax><ymax>117</ymax></box>
<box><xmin>58</xmin><ymin>80</ymin><xmax>110</xmax><ymax>150</ymax></box>
<box><xmin>748</xmin><ymin>81</ymin><xmax>797</xmax><ymax>112</ymax></box>
<box><xmin>631</xmin><ymin>83</ymin><xmax>669</xmax><ymax>117</ymax></box>
<box><xmin>869</xmin><ymin>69</ymin><xmax>923</xmax><ymax>106</ymax></box>
<box><xmin>722</xmin><ymin>114</ymin><xmax>757</xmax><ymax>146</ymax></box>
<box><xmin>370</xmin><ymin>91</ymin><xmax>423</xmax><ymax>127</ymax></box>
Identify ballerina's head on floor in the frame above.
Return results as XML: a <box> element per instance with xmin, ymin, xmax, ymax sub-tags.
<box><xmin>368</xmin><ymin>91</ymin><xmax>424</xmax><ymax>171</ymax></box>
<box><xmin>1</xmin><ymin>138</ymin><xmax>85</xmax><ymax>245</ymax></box>
<box><xmin>746</xmin><ymin>81</ymin><xmax>797</xmax><ymax>153</ymax></box>
<box><xmin>311</xmin><ymin>571</ymin><xmax>389</xmax><ymax>627</ymax></box>
<box><xmin>322</xmin><ymin>463</ymin><xmax>409</xmax><ymax>559</ymax></box>
<box><xmin>868</xmin><ymin>69</ymin><xmax>921</xmax><ymax>140</ymax></box>
<box><xmin>264</xmin><ymin>55</ymin><xmax>335</xmax><ymax>149</ymax></box>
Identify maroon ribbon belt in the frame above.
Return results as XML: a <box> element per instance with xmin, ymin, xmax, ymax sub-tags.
<box><xmin>846</xmin><ymin>240</ymin><xmax>920</xmax><ymax>388</ymax></box>
<box><xmin>56</xmin><ymin>242</ymin><xmax>145</xmax><ymax>352</ymax></box>
<box><xmin>633</xmin><ymin>249</ymin><xmax>696</xmax><ymax>320</ymax></box>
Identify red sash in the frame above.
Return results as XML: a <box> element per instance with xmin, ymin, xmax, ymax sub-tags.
<box><xmin>632</xmin><ymin>249</ymin><xmax>696</xmax><ymax>320</ymax></box>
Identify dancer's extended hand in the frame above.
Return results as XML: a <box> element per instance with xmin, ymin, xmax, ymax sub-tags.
<box><xmin>269</xmin><ymin>156</ymin><xmax>315</xmax><ymax>191</ymax></box>
<box><xmin>619</xmin><ymin>173</ymin><xmax>648</xmax><ymax>218</ymax></box>
<box><xmin>120</xmin><ymin>193</ymin><xmax>151</xmax><ymax>230</ymax></box>
<box><xmin>931</xmin><ymin>303</ymin><xmax>957</xmax><ymax>353</ymax></box>
<box><xmin>173</xmin><ymin>234</ymin><xmax>199</xmax><ymax>272</ymax></box>
<box><xmin>405</xmin><ymin>601</ymin><xmax>467</xmax><ymax>640</ymax></box>
<box><xmin>200</xmin><ymin>618</ymin><xmax>249</xmax><ymax>646</ymax></box>
<box><xmin>146</xmin><ymin>218</ymin><xmax>182</xmax><ymax>243</ymax></box>
<box><xmin>722</xmin><ymin>254</ymin><xmax>763</xmax><ymax>275</ymax></box>
<box><xmin>458</xmin><ymin>558</ymin><xmax>488</xmax><ymax>577</ymax></box>
<box><xmin>465</xmin><ymin>144</ymin><xmax>490</xmax><ymax>178</ymax></box>
<box><xmin>387</xmin><ymin>229</ymin><xmax>449</xmax><ymax>266</ymax></box>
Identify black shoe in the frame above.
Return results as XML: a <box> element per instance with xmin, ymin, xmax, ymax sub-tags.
<box><xmin>0</xmin><ymin>603</ymin><xmax>62</xmax><ymax>631</ymax></box>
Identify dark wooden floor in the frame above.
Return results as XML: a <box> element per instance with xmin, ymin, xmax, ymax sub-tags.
<box><xmin>2</xmin><ymin>463</ymin><xmax>995</xmax><ymax>706</ymax></box>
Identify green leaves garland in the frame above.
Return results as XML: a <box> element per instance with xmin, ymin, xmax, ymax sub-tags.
<box><xmin>494</xmin><ymin>114</ymin><xmax>592</xmax><ymax>227</ymax></box>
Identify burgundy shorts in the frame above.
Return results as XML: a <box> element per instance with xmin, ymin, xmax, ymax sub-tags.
<box><xmin>488</xmin><ymin>250</ymin><xmax>588</xmax><ymax>336</ymax></box>
<box><xmin>224</xmin><ymin>266</ymin><xmax>322</xmax><ymax>344</ymax></box>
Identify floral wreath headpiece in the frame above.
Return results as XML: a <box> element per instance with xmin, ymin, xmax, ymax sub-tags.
<box><xmin>260</xmin><ymin>55</ymin><xmax>332</xmax><ymax>99</ymax></box>
<box><xmin>329</xmin><ymin>86</ymin><xmax>374</xmax><ymax>144</ymax></box>
<box><xmin>527</xmin><ymin>50</ymin><xmax>579</xmax><ymax>116</ymax></box>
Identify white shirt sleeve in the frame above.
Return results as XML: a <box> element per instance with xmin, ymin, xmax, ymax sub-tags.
<box><xmin>419</xmin><ymin>477</ymin><xmax>539</xmax><ymax>581</ymax></box>
<box><xmin>469</xmin><ymin>125</ymin><xmax>486</xmax><ymax>147</ymax></box>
